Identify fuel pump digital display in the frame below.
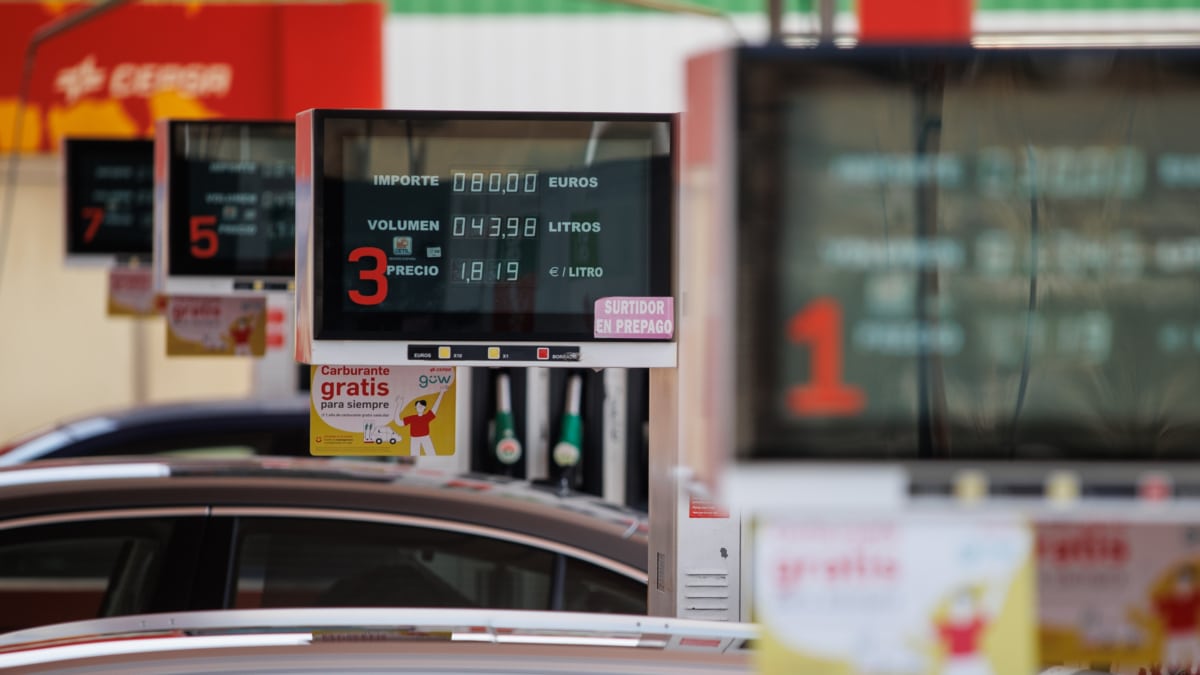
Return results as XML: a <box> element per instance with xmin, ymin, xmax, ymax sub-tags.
<box><xmin>156</xmin><ymin>119</ymin><xmax>295</xmax><ymax>294</ymax></box>
<box><xmin>64</xmin><ymin>138</ymin><xmax>153</xmax><ymax>264</ymax></box>
<box><xmin>732</xmin><ymin>46</ymin><xmax>1200</xmax><ymax>461</ymax></box>
<box><xmin>296</xmin><ymin>109</ymin><xmax>676</xmax><ymax>367</ymax></box>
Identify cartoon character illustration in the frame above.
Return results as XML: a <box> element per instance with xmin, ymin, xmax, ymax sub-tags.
<box><xmin>227</xmin><ymin>315</ymin><xmax>255</xmax><ymax>355</ymax></box>
<box><xmin>393</xmin><ymin>386</ymin><xmax>448</xmax><ymax>456</ymax></box>
<box><xmin>934</xmin><ymin>586</ymin><xmax>995</xmax><ymax>675</ymax></box>
<box><xmin>1152</xmin><ymin>564</ymin><xmax>1200</xmax><ymax>673</ymax></box>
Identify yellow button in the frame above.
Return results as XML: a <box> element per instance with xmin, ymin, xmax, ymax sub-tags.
<box><xmin>487</xmin><ymin>347</ymin><xmax>501</xmax><ymax>360</ymax></box>
<box><xmin>953</xmin><ymin>471</ymin><xmax>988</xmax><ymax>505</ymax></box>
<box><xmin>438</xmin><ymin>346</ymin><xmax>451</xmax><ymax>359</ymax></box>
<box><xmin>1046</xmin><ymin>471</ymin><xmax>1081</xmax><ymax>505</ymax></box>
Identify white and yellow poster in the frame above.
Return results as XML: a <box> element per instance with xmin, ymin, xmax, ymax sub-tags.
<box><xmin>107</xmin><ymin>267</ymin><xmax>161</xmax><ymax>317</ymax></box>
<box><xmin>165</xmin><ymin>296</ymin><xmax>266</xmax><ymax>356</ymax></box>
<box><xmin>1039</xmin><ymin>521</ymin><xmax>1200</xmax><ymax>673</ymax></box>
<box><xmin>310</xmin><ymin>365</ymin><xmax>456</xmax><ymax>457</ymax></box>
<box><xmin>754</xmin><ymin>513</ymin><xmax>1036</xmax><ymax>675</ymax></box>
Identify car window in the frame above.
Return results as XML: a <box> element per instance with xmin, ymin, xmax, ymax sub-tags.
<box><xmin>562</xmin><ymin>556</ymin><xmax>647</xmax><ymax>614</ymax></box>
<box><xmin>159</xmin><ymin>446</ymin><xmax>258</xmax><ymax>459</ymax></box>
<box><xmin>231</xmin><ymin>517</ymin><xmax>555</xmax><ymax>610</ymax></box>
<box><xmin>0</xmin><ymin>517</ymin><xmax>191</xmax><ymax>633</ymax></box>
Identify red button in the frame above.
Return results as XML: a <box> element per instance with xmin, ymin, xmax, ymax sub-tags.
<box><xmin>1140</xmin><ymin>474</ymin><xmax>1172</xmax><ymax>502</ymax></box>
<box><xmin>536</xmin><ymin>347</ymin><xmax>549</xmax><ymax>360</ymax></box>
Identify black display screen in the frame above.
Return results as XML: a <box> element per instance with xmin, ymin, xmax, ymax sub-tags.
<box><xmin>64</xmin><ymin>138</ymin><xmax>153</xmax><ymax>259</ymax></box>
<box><xmin>311</xmin><ymin>110</ymin><xmax>673</xmax><ymax>341</ymax></box>
<box><xmin>166</xmin><ymin>120</ymin><xmax>295</xmax><ymax>278</ymax></box>
<box><xmin>737</xmin><ymin>47</ymin><xmax>1200</xmax><ymax>461</ymax></box>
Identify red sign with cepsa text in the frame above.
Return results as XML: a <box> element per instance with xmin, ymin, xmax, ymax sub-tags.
<box><xmin>0</xmin><ymin>1</ymin><xmax>383</xmax><ymax>152</ymax></box>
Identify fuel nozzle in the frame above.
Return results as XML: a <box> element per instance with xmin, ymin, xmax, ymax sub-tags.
<box><xmin>493</xmin><ymin>372</ymin><xmax>522</xmax><ymax>470</ymax></box>
<box><xmin>553</xmin><ymin>373</ymin><xmax>583</xmax><ymax>494</ymax></box>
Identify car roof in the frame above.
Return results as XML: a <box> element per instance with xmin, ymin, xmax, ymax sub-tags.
<box><xmin>0</xmin><ymin>608</ymin><xmax>755</xmax><ymax>674</ymax></box>
<box><xmin>0</xmin><ymin>397</ymin><xmax>310</xmax><ymax>465</ymax></box>
<box><xmin>0</xmin><ymin>456</ymin><xmax>648</xmax><ymax>572</ymax></box>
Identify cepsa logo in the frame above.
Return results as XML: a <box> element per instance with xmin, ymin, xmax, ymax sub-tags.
<box><xmin>54</xmin><ymin>55</ymin><xmax>233</xmax><ymax>104</ymax></box>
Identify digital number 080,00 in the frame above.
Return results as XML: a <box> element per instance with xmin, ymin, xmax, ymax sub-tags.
<box><xmin>452</xmin><ymin>171</ymin><xmax>537</xmax><ymax>194</ymax></box>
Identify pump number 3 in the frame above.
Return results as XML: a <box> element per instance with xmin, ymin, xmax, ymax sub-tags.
<box><xmin>348</xmin><ymin>246</ymin><xmax>388</xmax><ymax>306</ymax></box>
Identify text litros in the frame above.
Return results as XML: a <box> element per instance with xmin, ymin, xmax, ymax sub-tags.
<box><xmin>547</xmin><ymin>221</ymin><xmax>601</xmax><ymax>233</ymax></box>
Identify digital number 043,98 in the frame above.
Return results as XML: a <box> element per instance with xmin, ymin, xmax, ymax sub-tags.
<box><xmin>348</xmin><ymin>247</ymin><xmax>388</xmax><ymax>305</ymax></box>
<box><xmin>452</xmin><ymin>216</ymin><xmax>538</xmax><ymax>238</ymax></box>
<box><xmin>788</xmin><ymin>298</ymin><xmax>865</xmax><ymax>417</ymax></box>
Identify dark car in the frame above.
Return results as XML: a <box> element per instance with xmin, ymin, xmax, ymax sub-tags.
<box><xmin>0</xmin><ymin>456</ymin><xmax>648</xmax><ymax>634</ymax></box>
<box><xmin>0</xmin><ymin>397</ymin><xmax>311</xmax><ymax>465</ymax></box>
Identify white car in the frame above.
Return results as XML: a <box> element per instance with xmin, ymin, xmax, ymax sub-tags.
<box><xmin>0</xmin><ymin>456</ymin><xmax>648</xmax><ymax>634</ymax></box>
<box><xmin>0</xmin><ymin>608</ymin><xmax>754</xmax><ymax>674</ymax></box>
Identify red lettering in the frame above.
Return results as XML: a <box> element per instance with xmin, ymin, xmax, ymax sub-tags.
<box><xmin>112</xmin><ymin>276</ymin><xmax>151</xmax><ymax>291</ymax></box>
<box><xmin>318</xmin><ymin>377</ymin><xmax>390</xmax><ymax>401</ymax></box>
<box><xmin>778</xmin><ymin>560</ymin><xmax>804</xmax><ymax>592</ymax></box>
<box><xmin>776</xmin><ymin>551</ymin><xmax>899</xmax><ymax>591</ymax></box>
<box><xmin>1037</xmin><ymin>525</ymin><xmax>1129</xmax><ymax>566</ymax></box>
<box><xmin>170</xmin><ymin>302</ymin><xmax>220</xmax><ymax>323</ymax></box>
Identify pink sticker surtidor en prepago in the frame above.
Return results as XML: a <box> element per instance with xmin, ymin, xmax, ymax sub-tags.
<box><xmin>593</xmin><ymin>296</ymin><xmax>674</xmax><ymax>339</ymax></box>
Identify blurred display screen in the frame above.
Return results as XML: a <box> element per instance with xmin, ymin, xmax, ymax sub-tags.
<box><xmin>312</xmin><ymin>111</ymin><xmax>673</xmax><ymax>341</ymax></box>
<box><xmin>737</xmin><ymin>47</ymin><xmax>1200</xmax><ymax>460</ymax></box>
<box><xmin>64</xmin><ymin>138</ymin><xmax>153</xmax><ymax>259</ymax></box>
<box><xmin>167</xmin><ymin>120</ymin><xmax>295</xmax><ymax>278</ymax></box>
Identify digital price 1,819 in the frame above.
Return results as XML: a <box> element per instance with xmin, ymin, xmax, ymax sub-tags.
<box><xmin>452</xmin><ymin>170</ymin><xmax>538</xmax><ymax>194</ymax></box>
<box><xmin>452</xmin><ymin>215</ymin><xmax>538</xmax><ymax>239</ymax></box>
<box><xmin>450</xmin><ymin>258</ymin><xmax>521</xmax><ymax>285</ymax></box>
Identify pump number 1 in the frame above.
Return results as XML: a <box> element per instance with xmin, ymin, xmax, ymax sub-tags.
<box><xmin>788</xmin><ymin>298</ymin><xmax>866</xmax><ymax>417</ymax></box>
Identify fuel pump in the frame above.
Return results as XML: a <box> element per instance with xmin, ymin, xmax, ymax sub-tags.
<box><xmin>293</xmin><ymin>108</ymin><xmax>677</xmax><ymax>620</ymax></box>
